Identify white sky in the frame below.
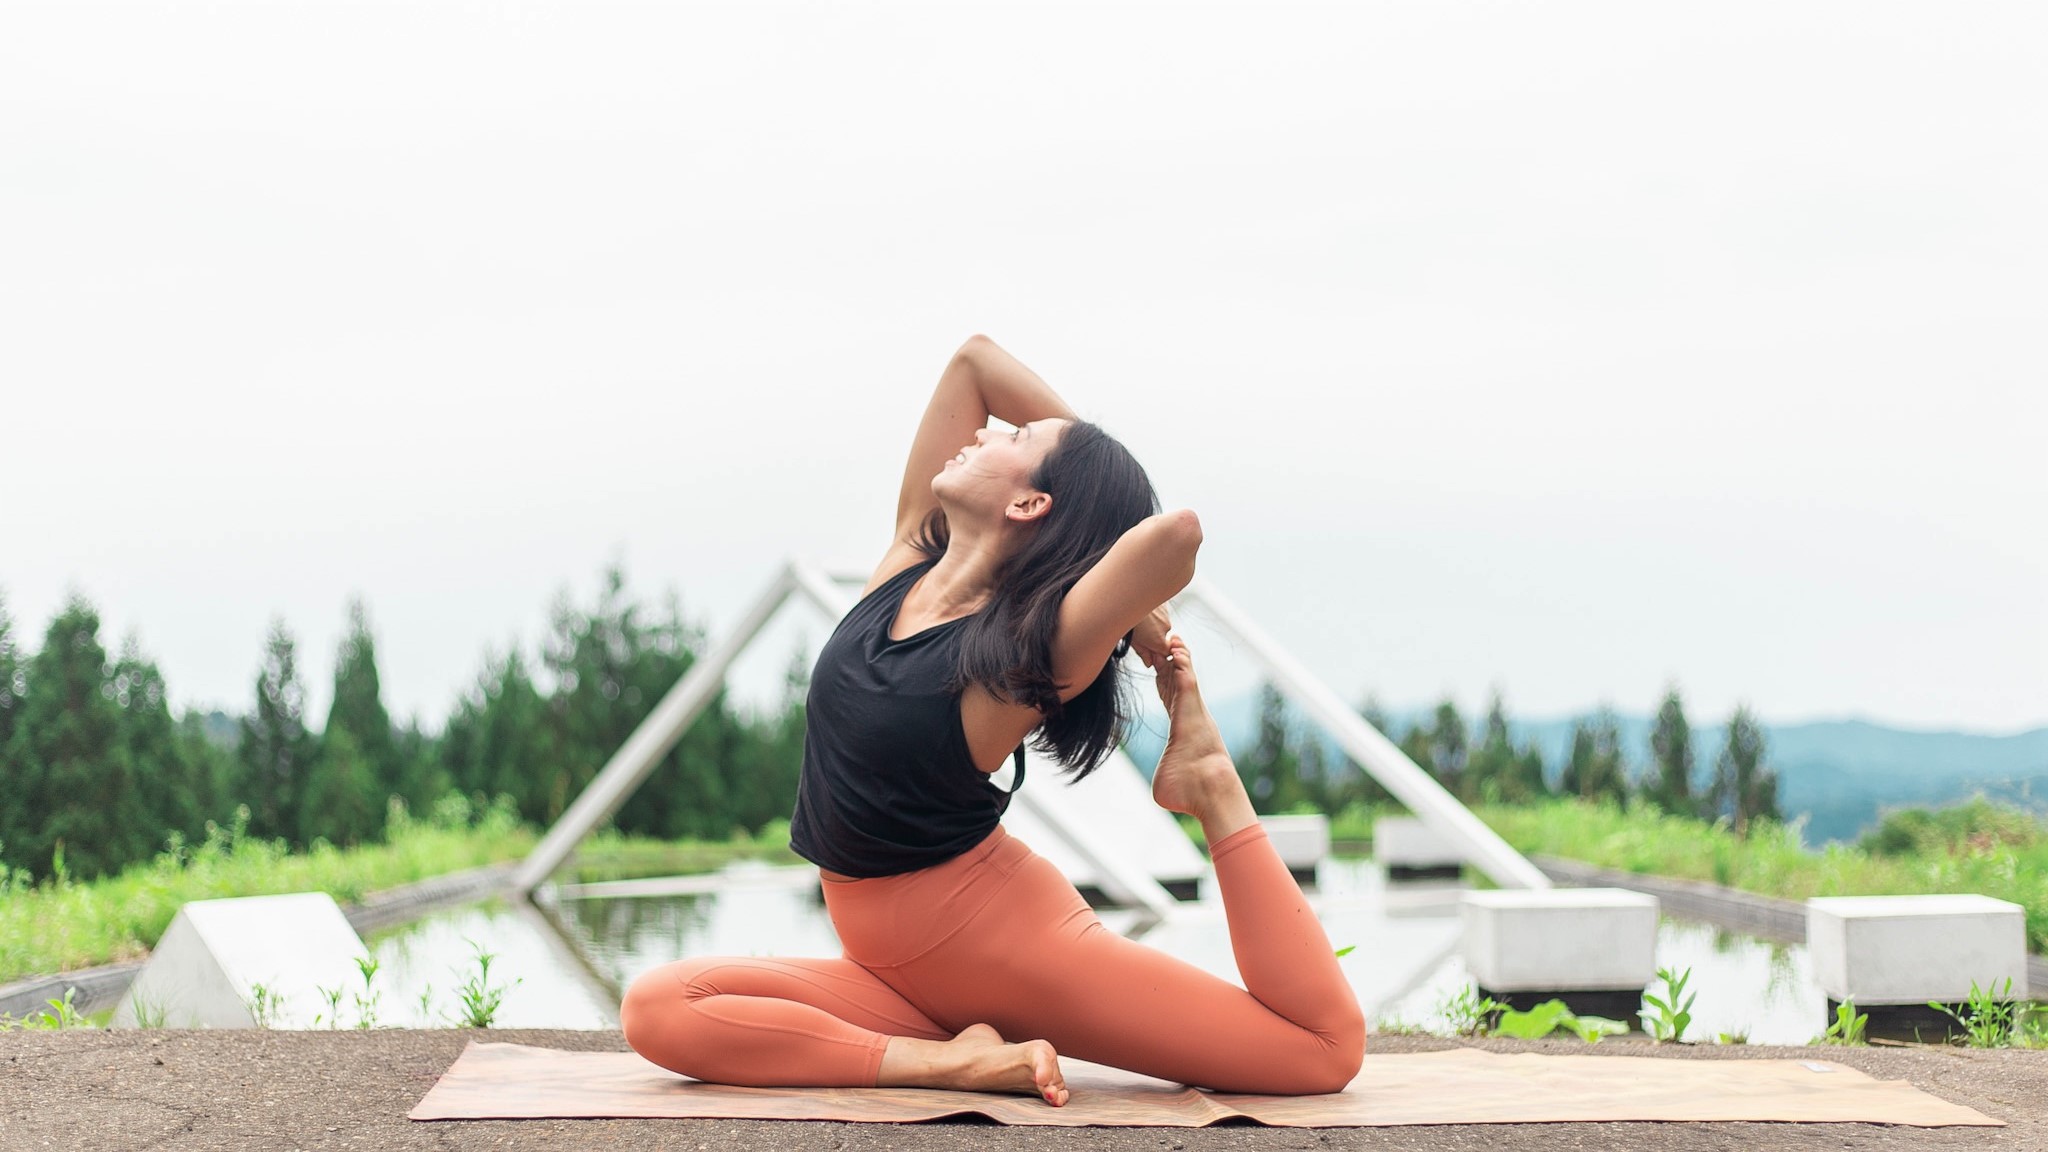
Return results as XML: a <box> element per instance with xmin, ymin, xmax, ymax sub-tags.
<box><xmin>3</xmin><ymin>0</ymin><xmax>2043</xmax><ymax>734</ymax></box>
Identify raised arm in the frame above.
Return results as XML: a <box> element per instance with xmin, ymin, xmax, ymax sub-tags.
<box><xmin>876</xmin><ymin>337</ymin><xmax>1077</xmax><ymax>585</ymax></box>
<box><xmin>1049</xmin><ymin>508</ymin><xmax>1202</xmax><ymax>702</ymax></box>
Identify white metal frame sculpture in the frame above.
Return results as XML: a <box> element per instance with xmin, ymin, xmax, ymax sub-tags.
<box><xmin>513</xmin><ymin>560</ymin><xmax>1548</xmax><ymax>902</ymax></box>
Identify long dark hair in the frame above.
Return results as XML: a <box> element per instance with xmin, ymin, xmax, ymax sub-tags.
<box><xmin>915</xmin><ymin>420</ymin><xmax>1159</xmax><ymax>781</ymax></box>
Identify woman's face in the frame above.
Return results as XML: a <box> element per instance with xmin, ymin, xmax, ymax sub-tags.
<box><xmin>933</xmin><ymin>417</ymin><xmax>1067</xmax><ymax>521</ymax></box>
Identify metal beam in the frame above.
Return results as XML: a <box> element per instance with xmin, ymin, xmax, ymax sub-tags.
<box><xmin>1180</xmin><ymin>575</ymin><xmax>1552</xmax><ymax>891</ymax></box>
<box><xmin>512</xmin><ymin>564</ymin><xmax>798</xmax><ymax>893</ymax></box>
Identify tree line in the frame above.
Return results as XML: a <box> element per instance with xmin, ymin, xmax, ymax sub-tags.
<box><xmin>0</xmin><ymin>568</ymin><xmax>804</xmax><ymax>882</ymax></box>
<box><xmin>1234</xmin><ymin>684</ymin><xmax>1782</xmax><ymax>833</ymax></box>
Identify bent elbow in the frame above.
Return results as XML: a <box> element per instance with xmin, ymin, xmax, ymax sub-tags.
<box><xmin>1162</xmin><ymin>508</ymin><xmax>1203</xmax><ymax>577</ymax></box>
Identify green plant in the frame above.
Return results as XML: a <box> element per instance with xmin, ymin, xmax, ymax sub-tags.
<box><xmin>1437</xmin><ymin>983</ymin><xmax>1502</xmax><ymax>1038</ymax></box>
<box><xmin>1816</xmin><ymin>1000</ymin><xmax>1868</xmax><ymax>1046</ymax></box>
<box><xmin>1929</xmin><ymin>979</ymin><xmax>2024</xmax><ymax>1048</ymax></box>
<box><xmin>1494</xmin><ymin>1000</ymin><xmax>1574</xmax><ymax>1040</ymax></box>
<box><xmin>314</xmin><ymin>982</ymin><xmax>345</xmax><ymax>1029</ymax></box>
<box><xmin>129</xmin><ymin>991</ymin><xmax>169</xmax><ymax>1030</ymax></box>
<box><xmin>1639</xmin><ymin>966</ymin><xmax>1696</xmax><ymax>1043</ymax></box>
<box><xmin>1333</xmin><ymin>945</ymin><xmax>1356</xmax><ymax>959</ymax></box>
<box><xmin>451</xmin><ymin>939</ymin><xmax>520</xmax><ymax>1029</ymax></box>
<box><xmin>1491</xmin><ymin>999</ymin><xmax>1627</xmax><ymax>1044</ymax></box>
<box><xmin>351</xmin><ymin>955</ymin><xmax>382</xmax><ymax>1029</ymax></box>
<box><xmin>1715</xmin><ymin>1028</ymin><xmax>1750</xmax><ymax>1045</ymax></box>
<box><xmin>3</xmin><ymin>987</ymin><xmax>89</xmax><ymax>1031</ymax></box>
<box><xmin>245</xmin><ymin>982</ymin><xmax>282</xmax><ymax>1029</ymax></box>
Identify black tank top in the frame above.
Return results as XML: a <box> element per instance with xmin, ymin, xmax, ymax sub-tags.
<box><xmin>787</xmin><ymin>560</ymin><xmax>1025</xmax><ymax>878</ymax></box>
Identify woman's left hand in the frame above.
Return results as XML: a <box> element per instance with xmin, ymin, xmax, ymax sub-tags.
<box><xmin>1130</xmin><ymin>604</ymin><xmax>1174</xmax><ymax>670</ymax></box>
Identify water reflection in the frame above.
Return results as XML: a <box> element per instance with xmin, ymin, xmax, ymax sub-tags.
<box><xmin>368</xmin><ymin>857</ymin><xmax>1828</xmax><ymax>1043</ymax></box>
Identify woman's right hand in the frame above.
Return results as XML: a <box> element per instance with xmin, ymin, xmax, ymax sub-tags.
<box><xmin>1130</xmin><ymin>604</ymin><xmax>1173</xmax><ymax>671</ymax></box>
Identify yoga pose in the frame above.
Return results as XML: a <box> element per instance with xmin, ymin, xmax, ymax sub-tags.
<box><xmin>620</xmin><ymin>336</ymin><xmax>1365</xmax><ymax>1104</ymax></box>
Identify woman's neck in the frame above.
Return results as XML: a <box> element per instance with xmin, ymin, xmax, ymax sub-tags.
<box><xmin>918</xmin><ymin>523</ymin><xmax>1011</xmax><ymax>616</ymax></box>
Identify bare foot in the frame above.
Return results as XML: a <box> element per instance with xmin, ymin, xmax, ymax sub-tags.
<box><xmin>879</xmin><ymin>1024</ymin><xmax>1070</xmax><ymax>1106</ymax></box>
<box><xmin>1148</xmin><ymin>639</ymin><xmax>1237</xmax><ymax>818</ymax></box>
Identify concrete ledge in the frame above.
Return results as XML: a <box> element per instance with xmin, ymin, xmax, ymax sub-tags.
<box><xmin>1808</xmin><ymin>894</ymin><xmax>2030</xmax><ymax>1006</ymax></box>
<box><xmin>1259</xmin><ymin>814</ymin><xmax>1329</xmax><ymax>880</ymax></box>
<box><xmin>1534</xmin><ymin>854</ymin><xmax>2048</xmax><ymax>998</ymax></box>
<box><xmin>1375</xmin><ymin>816</ymin><xmax>1463</xmax><ymax>876</ymax></box>
<box><xmin>1460</xmin><ymin>888</ymin><xmax>1659</xmax><ymax>992</ymax></box>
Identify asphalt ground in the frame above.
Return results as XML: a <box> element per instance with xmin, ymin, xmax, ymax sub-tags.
<box><xmin>4</xmin><ymin>1029</ymin><xmax>2043</xmax><ymax>1151</ymax></box>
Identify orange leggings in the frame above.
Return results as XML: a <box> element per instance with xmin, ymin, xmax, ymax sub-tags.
<box><xmin>619</xmin><ymin>824</ymin><xmax>1366</xmax><ymax>1095</ymax></box>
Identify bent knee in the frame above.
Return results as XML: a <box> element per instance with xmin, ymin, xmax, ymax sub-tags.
<box><xmin>1301</xmin><ymin>1004</ymin><xmax>1367</xmax><ymax>1095</ymax></box>
<box><xmin>619</xmin><ymin>957</ymin><xmax>725</xmax><ymax>1062</ymax></box>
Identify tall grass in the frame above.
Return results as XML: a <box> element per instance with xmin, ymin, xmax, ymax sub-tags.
<box><xmin>1477</xmin><ymin>797</ymin><xmax>2048</xmax><ymax>952</ymax></box>
<box><xmin>0</xmin><ymin>795</ymin><xmax>534</xmax><ymax>985</ymax></box>
<box><xmin>0</xmin><ymin>800</ymin><xmax>807</xmax><ymax>984</ymax></box>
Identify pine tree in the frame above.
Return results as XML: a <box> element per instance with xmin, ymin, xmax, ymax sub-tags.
<box><xmin>1560</xmin><ymin>707</ymin><xmax>1628</xmax><ymax>805</ymax></box>
<box><xmin>1645</xmin><ymin>687</ymin><xmax>1697</xmax><ymax>817</ymax></box>
<box><xmin>15</xmin><ymin>598</ymin><xmax>150</xmax><ymax>878</ymax></box>
<box><xmin>322</xmin><ymin>598</ymin><xmax>399</xmax><ymax>806</ymax></box>
<box><xmin>1466</xmin><ymin>691</ymin><xmax>1516</xmax><ymax>801</ymax></box>
<box><xmin>1238</xmin><ymin>681</ymin><xmax>1306</xmax><ymax>814</ymax></box>
<box><xmin>1711</xmin><ymin>704</ymin><xmax>1779</xmax><ymax>836</ymax></box>
<box><xmin>298</xmin><ymin>726</ymin><xmax>384</xmax><ymax>845</ymax></box>
<box><xmin>1427</xmin><ymin>698</ymin><xmax>1469</xmax><ymax>799</ymax></box>
<box><xmin>443</xmin><ymin>647</ymin><xmax>561</xmax><ymax>821</ymax></box>
<box><xmin>0</xmin><ymin>594</ymin><xmax>26</xmax><ymax>871</ymax></box>
<box><xmin>110</xmin><ymin>636</ymin><xmax>203</xmax><ymax>853</ymax></box>
<box><xmin>239</xmin><ymin>620</ymin><xmax>313</xmax><ymax>842</ymax></box>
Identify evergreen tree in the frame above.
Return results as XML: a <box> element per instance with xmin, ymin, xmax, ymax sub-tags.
<box><xmin>322</xmin><ymin>598</ymin><xmax>399</xmax><ymax>805</ymax></box>
<box><xmin>13</xmin><ymin>598</ymin><xmax>151</xmax><ymax>878</ymax></box>
<box><xmin>1466</xmin><ymin>691</ymin><xmax>1516</xmax><ymax>801</ymax></box>
<box><xmin>238</xmin><ymin>620</ymin><xmax>313</xmax><ymax>842</ymax></box>
<box><xmin>0</xmin><ymin>595</ymin><xmax>26</xmax><ymax>870</ymax></box>
<box><xmin>1644</xmin><ymin>687</ymin><xmax>1697</xmax><ymax>817</ymax></box>
<box><xmin>299</xmin><ymin>726</ymin><xmax>384</xmax><ymax>845</ymax></box>
<box><xmin>1335</xmin><ymin>694</ymin><xmax>1393</xmax><ymax>808</ymax></box>
<box><xmin>110</xmin><ymin>636</ymin><xmax>204</xmax><ymax>851</ymax></box>
<box><xmin>1426</xmin><ymin>698</ymin><xmax>1469</xmax><ymax>799</ymax></box>
<box><xmin>1711</xmin><ymin>704</ymin><xmax>1779</xmax><ymax>835</ymax></box>
<box><xmin>1560</xmin><ymin>707</ymin><xmax>1628</xmax><ymax>805</ymax></box>
<box><xmin>1238</xmin><ymin>681</ymin><xmax>1308</xmax><ymax>813</ymax></box>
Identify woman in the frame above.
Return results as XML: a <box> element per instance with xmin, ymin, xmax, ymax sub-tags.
<box><xmin>620</xmin><ymin>336</ymin><xmax>1364</xmax><ymax>1105</ymax></box>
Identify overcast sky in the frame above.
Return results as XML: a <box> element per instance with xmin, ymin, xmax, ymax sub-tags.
<box><xmin>3</xmin><ymin>0</ymin><xmax>2043</xmax><ymax>736</ymax></box>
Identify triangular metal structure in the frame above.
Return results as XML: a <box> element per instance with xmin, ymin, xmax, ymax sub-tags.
<box><xmin>513</xmin><ymin>560</ymin><xmax>1546</xmax><ymax>916</ymax></box>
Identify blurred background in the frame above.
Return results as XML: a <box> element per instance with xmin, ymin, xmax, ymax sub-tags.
<box><xmin>2</xmin><ymin>1</ymin><xmax>2044</xmax><ymax>879</ymax></box>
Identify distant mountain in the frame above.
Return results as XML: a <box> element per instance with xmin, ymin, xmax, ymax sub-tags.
<box><xmin>1121</xmin><ymin>694</ymin><xmax>2048</xmax><ymax>844</ymax></box>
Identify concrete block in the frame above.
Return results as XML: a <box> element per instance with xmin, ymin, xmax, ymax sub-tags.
<box><xmin>112</xmin><ymin>893</ymin><xmax>370</xmax><ymax>1029</ymax></box>
<box><xmin>1807</xmin><ymin>894</ymin><xmax>2029</xmax><ymax>1006</ymax></box>
<box><xmin>1461</xmin><ymin>888</ymin><xmax>1659</xmax><ymax>992</ymax></box>
<box><xmin>1259</xmin><ymin>814</ymin><xmax>1330</xmax><ymax>877</ymax></box>
<box><xmin>1375</xmin><ymin>816</ymin><xmax>1463</xmax><ymax>876</ymax></box>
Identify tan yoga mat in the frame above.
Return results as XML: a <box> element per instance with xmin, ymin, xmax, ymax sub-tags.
<box><xmin>409</xmin><ymin>1042</ymin><xmax>2002</xmax><ymax>1128</ymax></box>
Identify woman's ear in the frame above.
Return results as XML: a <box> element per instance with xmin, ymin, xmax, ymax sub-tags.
<box><xmin>1006</xmin><ymin>491</ymin><xmax>1052</xmax><ymax>524</ymax></box>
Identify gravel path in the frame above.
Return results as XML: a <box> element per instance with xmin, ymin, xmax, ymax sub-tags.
<box><xmin>3</xmin><ymin>1029</ymin><xmax>2042</xmax><ymax>1151</ymax></box>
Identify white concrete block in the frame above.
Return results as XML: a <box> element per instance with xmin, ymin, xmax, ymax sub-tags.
<box><xmin>1807</xmin><ymin>894</ymin><xmax>2029</xmax><ymax>1005</ymax></box>
<box><xmin>1259</xmin><ymin>814</ymin><xmax>1330</xmax><ymax>873</ymax></box>
<box><xmin>1460</xmin><ymin>888</ymin><xmax>1660</xmax><ymax>992</ymax></box>
<box><xmin>1375</xmin><ymin>816</ymin><xmax>1463</xmax><ymax>870</ymax></box>
<box><xmin>112</xmin><ymin>893</ymin><xmax>370</xmax><ymax>1029</ymax></box>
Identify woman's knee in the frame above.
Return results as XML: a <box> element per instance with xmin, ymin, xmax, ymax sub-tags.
<box><xmin>1299</xmin><ymin>1003</ymin><xmax>1367</xmax><ymax>1094</ymax></box>
<box><xmin>619</xmin><ymin>957</ymin><xmax>721</xmax><ymax>1062</ymax></box>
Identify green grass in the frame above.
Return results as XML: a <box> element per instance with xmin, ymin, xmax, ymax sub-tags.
<box><xmin>0</xmin><ymin>798</ymin><xmax>807</xmax><ymax>985</ymax></box>
<box><xmin>0</xmin><ymin>796</ymin><xmax>538</xmax><ymax>985</ymax></box>
<box><xmin>1475</xmin><ymin>797</ymin><xmax>2048</xmax><ymax>953</ymax></box>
